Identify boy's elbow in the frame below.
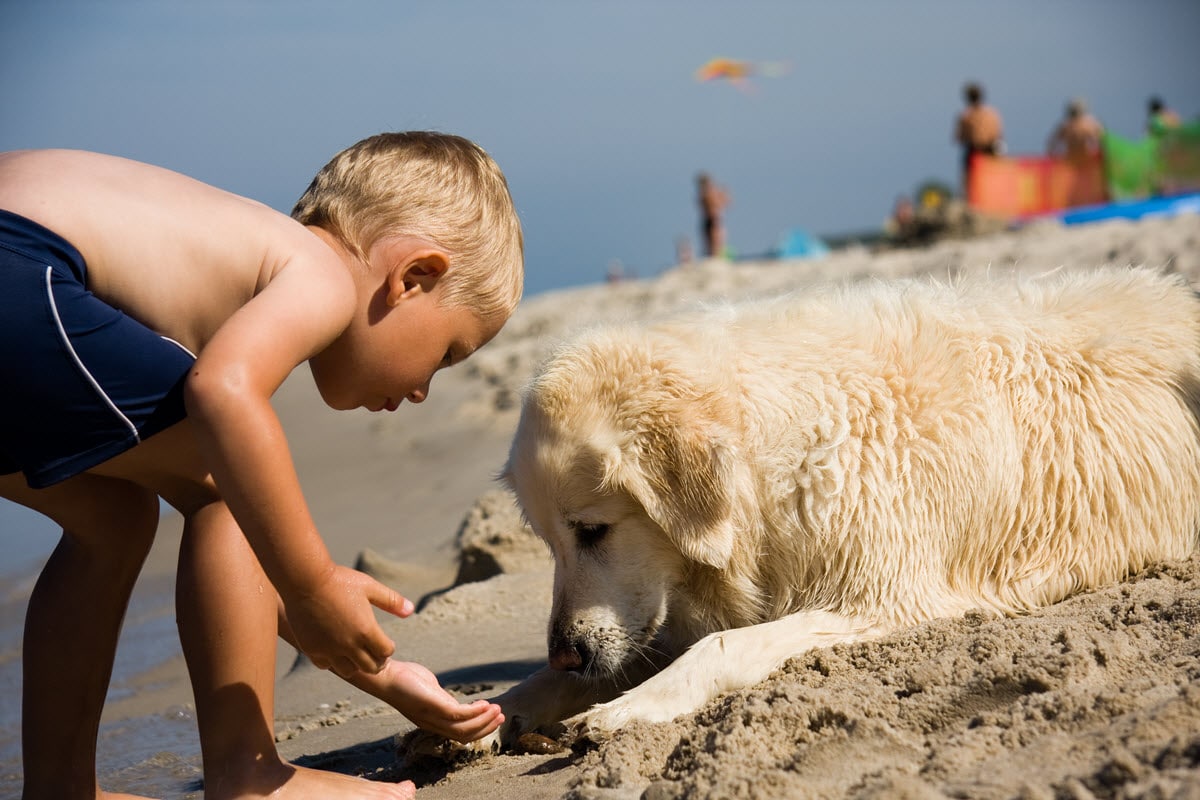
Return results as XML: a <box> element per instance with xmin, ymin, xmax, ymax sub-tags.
<box><xmin>182</xmin><ymin>369</ymin><xmax>218</xmax><ymax>422</ymax></box>
<box><xmin>183</xmin><ymin>362</ymin><xmax>254</xmax><ymax>421</ymax></box>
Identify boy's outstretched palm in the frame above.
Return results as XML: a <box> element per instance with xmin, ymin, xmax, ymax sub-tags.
<box><xmin>381</xmin><ymin>660</ymin><xmax>505</xmax><ymax>742</ymax></box>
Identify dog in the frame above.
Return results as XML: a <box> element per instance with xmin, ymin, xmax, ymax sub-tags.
<box><xmin>487</xmin><ymin>266</ymin><xmax>1200</xmax><ymax>745</ymax></box>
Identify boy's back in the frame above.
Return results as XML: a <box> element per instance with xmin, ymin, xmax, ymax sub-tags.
<box><xmin>0</xmin><ymin>149</ymin><xmax>344</xmax><ymax>355</ymax></box>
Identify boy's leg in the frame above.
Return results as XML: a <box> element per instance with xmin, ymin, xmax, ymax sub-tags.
<box><xmin>176</xmin><ymin>498</ymin><xmax>415</xmax><ymax>799</ymax></box>
<box><xmin>0</xmin><ymin>472</ymin><xmax>159</xmax><ymax>800</ymax></box>
<box><xmin>96</xmin><ymin>422</ymin><xmax>413</xmax><ymax>798</ymax></box>
<box><xmin>175</xmin><ymin>499</ymin><xmax>289</xmax><ymax>794</ymax></box>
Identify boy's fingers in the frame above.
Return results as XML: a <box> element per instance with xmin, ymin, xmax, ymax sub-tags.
<box><xmin>450</xmin><ymin>702</ymin><xmax>501</xmax><ymax>730</ymax></box>
<box><xmin>454</xmin><ymin>699</ymin><xmax>499</xmax><ymax>720</ymax></box>
<box><xmin>363</xmin><ymin>631</ymin><xmax>395</xmax><ymax>670</ymax></box>
<box><xmin>452</xmin><ymin>707</ymin><xmax>504</xmax><ymax>742</ymax></box>
<box><xmin>366</xmin><ymin>579</ymin><xmax>414</xmax><ymax>618</ymax></box>
<box><xmin>332</xmin><ymin>656</ymin><xmax>361</xmax><ymax>679</ymax></box>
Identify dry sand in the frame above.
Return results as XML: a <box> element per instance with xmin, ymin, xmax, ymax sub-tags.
<box><xmin>101</xmin><ymin>212</ymin><xmax>1200</xmax><ymax>798</ymax></box>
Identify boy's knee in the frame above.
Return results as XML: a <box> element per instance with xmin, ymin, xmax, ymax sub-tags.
<box><xmin>62</xmin><ymin>478</ymin><xmax>160</xmax><ymax>553</ymax></box>
<box><xmin>105</xmin><ymin>482</ymin><xmax>160</xmax><ymax>544</ymax></box>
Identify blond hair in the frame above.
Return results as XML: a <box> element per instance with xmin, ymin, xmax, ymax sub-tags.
<box><xmin>292</xmin><ymin>131</ymin><xmax>524</xmax><ymax>323</ymax></box>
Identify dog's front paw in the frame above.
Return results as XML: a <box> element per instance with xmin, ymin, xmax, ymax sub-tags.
<box><xmin>567</xmin><ymin>698</ymin><xmax>636</xmax><ymax>744</ymax></box>
<box><xmin>569</xmin><ymin>672</ymin><xmax>709</xmax><ymax>743</ymax></box>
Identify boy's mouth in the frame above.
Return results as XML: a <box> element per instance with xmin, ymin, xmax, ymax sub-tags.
<box><xmin>366</xmin><ymin>398</ymin><xmax>398</xmax><ymax>413</ymax></box>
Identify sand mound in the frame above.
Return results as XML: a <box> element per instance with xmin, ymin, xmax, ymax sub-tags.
<box><xmin>567</xmin><ymin>556</ymin><xmax>1200</xmax><ymax>800</ymax></box>
<box><xmin>451</xmin><ymin>489</ymin><xmax>549</xmax><ymax>586</ymax></box>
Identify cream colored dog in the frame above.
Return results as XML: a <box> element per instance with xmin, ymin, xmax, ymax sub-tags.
<box><xmin>491</xmin><ymin>266</ymin><xmax>1200</xmax><ymax>744</ymax></box>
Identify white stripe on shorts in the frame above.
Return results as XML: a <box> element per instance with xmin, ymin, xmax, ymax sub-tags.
<box><xmin>158</xmin><ymin>334</ymin><xmax>196</xmax><ymax>359</ymax></box>
<box><xmin>43</xmin><ymin>265</ymin><xmax>141</xmax><ymax>442</ymax></box>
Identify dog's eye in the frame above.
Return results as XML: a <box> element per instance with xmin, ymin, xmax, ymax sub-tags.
<box><xmin>570</xmin><ymin>521</ymin><xmax>610</xmax><ymax>547</ymax></box>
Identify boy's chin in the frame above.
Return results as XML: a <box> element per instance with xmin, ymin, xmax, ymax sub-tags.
<box><xmin>310</xmin><ymin>379</ymin><xmax>356</xmax><ymax>411</ymax></box>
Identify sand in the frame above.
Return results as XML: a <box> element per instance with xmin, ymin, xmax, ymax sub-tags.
<box><xmin>45</xmin><ymin>212</ymin><xmax>1200</xmax><ymax>797</ymax></box>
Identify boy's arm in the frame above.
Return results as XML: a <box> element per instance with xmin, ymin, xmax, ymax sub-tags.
<box><xmin>184</xmin><ymin>235</ymin><xmax>407</xmax><ymax>675</ymax></box>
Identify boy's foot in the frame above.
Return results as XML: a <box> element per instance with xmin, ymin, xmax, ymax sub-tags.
<box><xmin>206</xmin><ymin>762</ymin><xmax>415</xmax><ymax>800</ymax></box>
<box><xmin>99</xmin><ymin>792</ymin><xmax>161</xmax><ymax>800</ymax></box>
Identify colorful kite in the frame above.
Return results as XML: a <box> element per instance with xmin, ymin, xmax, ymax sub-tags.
<box><xmin>695</xmin><ymin>57</ymin><xmax>789</xmax><ymax>92</ymax></box>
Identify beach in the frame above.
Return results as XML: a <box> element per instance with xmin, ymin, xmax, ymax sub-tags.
<box><xmin>3</xmin><ymin>212</ymin><xmax>1200</xmax><ymax>798</ymax></box>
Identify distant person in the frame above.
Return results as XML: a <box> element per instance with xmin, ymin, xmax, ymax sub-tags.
<box><xmin>1147</xmin><ymin>95</ymin><xmax>1182</xmax><ymax>136</ymax></box>
<box><xmin>885</xmin><ymin>192</ymin><xmax>943</xmax><ymax>247</ymax></box>
<box><xmin>886</xmin><ymin>193</ymin><xmax>916</xmax><ymax>239</ymax></box>
<box><xmin>0</xmin><ymin>132</ymin><xmax>521</xmax><ymax>799</ymax></box>
<box><xmin>1047</xmin><ymin>98</ymin><xmax>1107</xmax><ymax>207</ymax></box>
<box><xmin>696</xmin><ymin>172</ymin><xmax>731</xmax><ymax>258</ymax></box>
<box><xmin>1047</xmin><ymin>97</ymin><xmax>1104</xmax><ymax>163</ymax></box>
<box><xmin>954</xmin><ymin>81</ymin><xmax>1004</xmax><ymax>196</ymax></box>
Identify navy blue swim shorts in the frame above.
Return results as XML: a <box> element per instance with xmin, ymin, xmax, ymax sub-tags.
<box><xmin>0</xmin><ymin>208</ymin><xmax>196</xmax><ymax>488</ymax></box>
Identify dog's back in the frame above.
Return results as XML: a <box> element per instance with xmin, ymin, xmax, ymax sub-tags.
<box><xmin>686</xmin><ymin>267</ymin><xmax>1200</xmax><ymax>625</ymax></box>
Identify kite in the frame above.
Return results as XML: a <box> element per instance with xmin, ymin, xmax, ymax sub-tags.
<box><xmin>695</xmin><ymin>57</ymin><xmax>790</xmax><ymax>92</ymax></box>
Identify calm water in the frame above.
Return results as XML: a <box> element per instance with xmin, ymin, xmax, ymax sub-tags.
<box><xmin>0</xmin><ymin>499</ymin><xmax>203</xmax><ymax>799</ymax></box>
<box><xmin>0</xmin><ymin>501</ymin><xmax>56</xmax><ymax>583</ymax></box>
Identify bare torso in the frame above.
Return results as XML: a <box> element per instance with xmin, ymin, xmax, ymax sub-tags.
<box><xmin>956</xmin><ymin>105</ymin><xmax>1003</xmax><ymax>150</ymax></box>
<box><xmin>1049</xmin><ymin>116</ymin><xmax>1103</xmax><ymax>162</ymax></box>
<box><xmin>0</xmin><ymin>149</ymin><xmax>326</xmax><ymax>354</ymax></box>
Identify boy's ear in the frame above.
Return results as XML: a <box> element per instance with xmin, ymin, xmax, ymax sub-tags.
<box><xmin>383</xmin><ymin>243</ymin><xmax>451</xmax><ymax>307</ymax></box>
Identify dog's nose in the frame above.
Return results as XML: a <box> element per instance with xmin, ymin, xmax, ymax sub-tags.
<box><xmin>548</xmin><ymin>629</ymin><xmax>590</xmax><ymax>672</ymax></box>
<box><xmin>549</xmin><ymin>645</ymin><xmax>583</xmax><ymax>671</ymax></box>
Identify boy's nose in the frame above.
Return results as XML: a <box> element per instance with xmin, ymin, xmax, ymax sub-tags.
<box><xmin>407</xmin><ymin>380</ymin><xmax>430</xmax><ymax>404</ymax></box>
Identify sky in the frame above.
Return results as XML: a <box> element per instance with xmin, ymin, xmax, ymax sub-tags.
<box><xmin>2</xmin><ymin>0</ymin><xmax>1199</xmax><ymax>297</ymax></box>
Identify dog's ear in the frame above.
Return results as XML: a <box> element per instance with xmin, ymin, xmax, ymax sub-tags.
<box><xmin>604</xmin><ymin>409</ymin><xmax>740</xmax><ymax>569</ymax></box>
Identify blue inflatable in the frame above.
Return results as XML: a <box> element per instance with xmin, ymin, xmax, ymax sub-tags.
<box><xmin>1058</xmin><ymin>192</ymin><xmax>1200</xmax><ymax>226</ymax></box>
<box><xmin>775</xmin><ymin>228</ymin><xmax>831</xmax><ymax>259</ymax></box>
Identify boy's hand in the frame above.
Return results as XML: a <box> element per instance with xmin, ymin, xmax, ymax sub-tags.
<box><xmin>285</xmin><ymin>565</ymin><xmax>414</xmax><ymax>676</ymax></box>
<box><xmin>378</xmin><ymin>660</ymin><xmax>505</xmax><ymax>743</ymax></box>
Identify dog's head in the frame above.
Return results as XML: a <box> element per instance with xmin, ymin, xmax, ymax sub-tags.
<box><xmin>504</xmin><ymin>329</ymin><xmax>747</xmax><ymax>679</ymax></box>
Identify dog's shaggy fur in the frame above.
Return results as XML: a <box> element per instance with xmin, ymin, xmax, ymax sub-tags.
<box><xmin>491</xmin><ymin>266</ymin><xmax>1200</xmax><ymax>742</ymax></box>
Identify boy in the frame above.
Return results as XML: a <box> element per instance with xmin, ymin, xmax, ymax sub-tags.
<box><xmin>0</xmin><ymin>131</ymin><xmax>522</xmax><ymax>799</ymax></box>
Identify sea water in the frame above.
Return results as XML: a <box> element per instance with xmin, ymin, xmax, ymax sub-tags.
<box><xmin>0</xmin><ymin>499</ymin><xmax>203</xmax><ymax>798</ymax></box>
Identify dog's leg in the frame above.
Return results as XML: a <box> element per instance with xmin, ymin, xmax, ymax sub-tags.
<box><xmin>575</xmin><ymin>610</ymin><xmax>880</xmax><ymax>737</ymax></box>
<box><xmin>491</xmin><ymin>665</ymin><xmax>624</xmax><ymax>745</ymax></box>
<box><xmin>426</xmin><ymin>665</ymin><xmax>632</xmax><ymax>753</ymax></box>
